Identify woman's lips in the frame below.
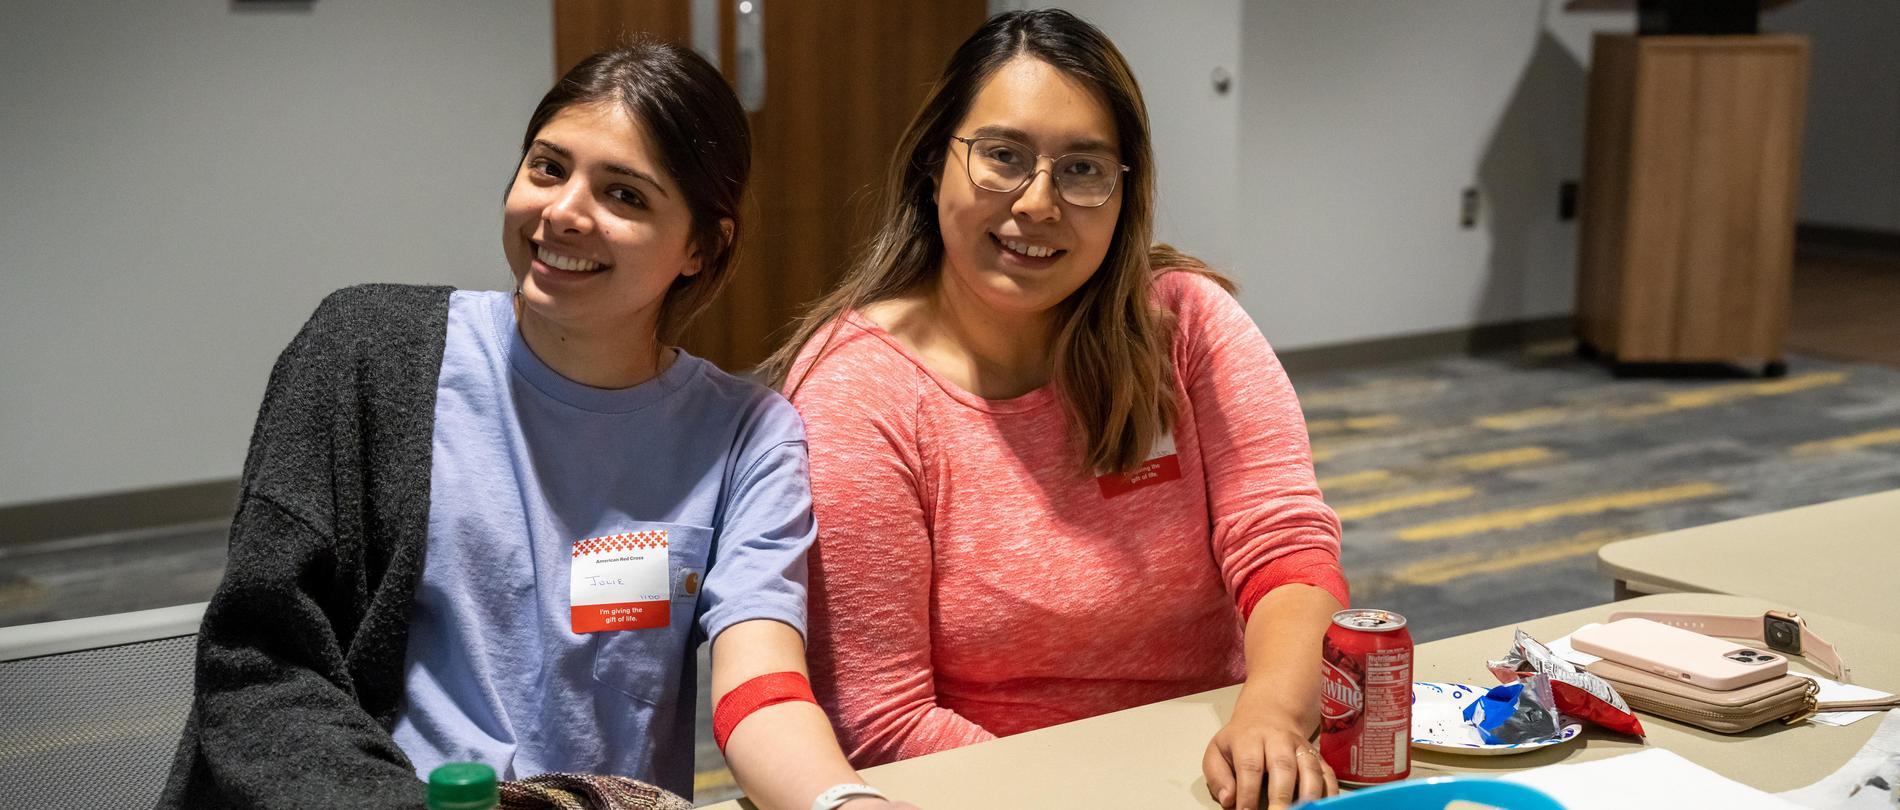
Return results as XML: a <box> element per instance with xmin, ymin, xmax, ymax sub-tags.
<box><xmin>992</xmin><ymin>233</ymin><xmax>1065</xmax><ymax>266</ymax></box>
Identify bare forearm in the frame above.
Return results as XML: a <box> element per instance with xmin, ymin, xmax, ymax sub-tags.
<box><xmin>723</xmin><ymin>701</ymin><xmax>868</xmax><ymax>810</ymax></box>
<box><xmin>712</xmin><ymin>620</ymin><xmax>883</xmax><ymax>810</ymax></box>
<box><xmin>1236</xmin><ymin>583</ymin><xmax>1343</xmax><ymax>729</ymax></box>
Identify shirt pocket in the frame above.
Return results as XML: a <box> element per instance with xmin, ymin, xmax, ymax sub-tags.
<box><xmin>590</xmin><ymin>521</ymin><xmax>713</xmax><ymax>705</ymax></box>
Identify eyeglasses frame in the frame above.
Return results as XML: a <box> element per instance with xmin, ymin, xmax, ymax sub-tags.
<box><xmin>949</xmin><ymin>135</ymin><xmax>1131</xmax><ymax>208</ymax></box>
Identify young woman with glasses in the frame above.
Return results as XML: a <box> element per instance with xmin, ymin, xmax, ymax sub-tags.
<box><xmin>163</xmin><ymin>41</ymin><xmax>912</xmax><ymax>810</ymax></box>
<box><xmin>761</xmin><ymin>10</ymin><xmax>1346</xmax><ymax>810</ymax></box>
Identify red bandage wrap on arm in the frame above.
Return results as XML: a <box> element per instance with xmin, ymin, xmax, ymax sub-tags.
<box><xmin>712</xmin><ymin>671</ymin><xmax>819</xmax><ymax>753</ymax></box>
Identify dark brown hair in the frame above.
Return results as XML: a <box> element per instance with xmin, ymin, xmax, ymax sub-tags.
<box><xmin>760</xmin><ymin>10</ymin><xmax>1229</xmax><ymax>474</ymax></box>
<box><xmin>518</xmin><ymin>39</ymin><xmax>751</xmax><ymax>343</ymax></box>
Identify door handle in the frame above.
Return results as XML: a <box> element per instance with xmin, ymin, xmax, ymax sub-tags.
<box><xmin>735</xmin><ymin>0</ymin><xmax>765</xmax><ymax>112</ymax></box>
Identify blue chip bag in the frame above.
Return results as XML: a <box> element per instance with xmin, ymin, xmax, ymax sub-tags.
<box><xmin>1463</xmin><ymin>679</ymin><xmax>1562</xmax><ymax>745</ymax></box>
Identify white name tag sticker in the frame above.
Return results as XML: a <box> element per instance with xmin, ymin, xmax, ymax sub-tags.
<box><xmin>569</xmin><ymin>530</ymin><xmax>669</xmax><ymax>633</ymax></box>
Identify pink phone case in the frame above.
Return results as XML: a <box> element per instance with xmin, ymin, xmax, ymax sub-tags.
<box><xmin>1571</xmin><ymin>618</ymin><xmax>1789</xmax><ymax>690</ymax></box>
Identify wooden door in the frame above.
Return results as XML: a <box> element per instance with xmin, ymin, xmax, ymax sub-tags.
<box><xmin>553</xmin><ymin>0</ymin><xmax>988</xmax><ymax>372</ymax></box>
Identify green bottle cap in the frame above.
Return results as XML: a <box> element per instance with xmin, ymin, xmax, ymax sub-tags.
<box><xmin>427</xmin><ymin>762</ymin><xmax>498</xmax><ymax>810</ymax></box>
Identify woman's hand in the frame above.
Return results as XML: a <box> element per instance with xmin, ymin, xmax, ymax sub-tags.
<box><xmin>1202</xmin><ymin>702</ymin><xmax>1337</xmax><ymax>809</ymax></box>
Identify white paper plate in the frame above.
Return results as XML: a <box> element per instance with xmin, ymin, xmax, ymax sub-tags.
<box><xmin>1409</xmin><ymin>682</ymin><xmax>1582</xmax><ymax>756</ymax></box>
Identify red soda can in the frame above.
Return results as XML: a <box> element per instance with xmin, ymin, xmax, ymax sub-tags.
<box><xmin>1319</xmin><ymin>608</ymin><xmax>1414</xmax><ymax>785</ymax></box>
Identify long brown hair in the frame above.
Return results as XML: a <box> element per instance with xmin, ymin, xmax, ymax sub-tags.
<box><xmin>760</xmin><ymin>9</ymin><xmax>1229</xmax><ymax>475</ymax></box>
<box><xmin>518</xmin><ymin>39</ymin><xmax>751</xmax><ymax>343</ymax></box>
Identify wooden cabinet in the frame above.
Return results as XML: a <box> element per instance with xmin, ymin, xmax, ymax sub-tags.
<box><xmin>1577</xmin><ymin>34</ymin><xmax>1809</xmax><ymax>374</ymax></box>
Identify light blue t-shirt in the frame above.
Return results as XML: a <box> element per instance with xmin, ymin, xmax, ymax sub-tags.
<box><xmin>391</xmin><ymin>291</ymin><xmax>813</xmax><ymax>796</ymax></box>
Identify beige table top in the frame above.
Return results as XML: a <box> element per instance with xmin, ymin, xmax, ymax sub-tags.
<box><xmin>1597</xmin><ymin>488</ymin><xmax>1900</xmax><ymax>616</ymax></box>
<box><xmin>705</xmin><ymin>593</ymin><xmax>1896</xmax><ymax>809</ymax></box>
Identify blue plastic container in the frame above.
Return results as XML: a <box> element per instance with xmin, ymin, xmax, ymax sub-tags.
<box><xmin>1300</xmin><ymin>776</ymin><xmax>1565</xmax><ymax>809</ymax></box>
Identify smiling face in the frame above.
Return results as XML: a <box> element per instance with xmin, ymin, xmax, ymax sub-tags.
<box><xmin>503</xmin><ymin>101</ymin><xmax>701</xmax><ymax>341</ymax></box>
<box><xmin>933</xmin><ymin>56</ymin><xmax>1123</xmax><ymax>321</ymax></box>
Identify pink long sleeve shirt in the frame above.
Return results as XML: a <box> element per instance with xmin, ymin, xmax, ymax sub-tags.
<box><xmin>788</xmin><ymin>270</ymin><xmax>1348</xmax><ymax>767</ymax></box>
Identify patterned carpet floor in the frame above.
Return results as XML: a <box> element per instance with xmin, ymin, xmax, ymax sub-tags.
<box><xmin>1292</xmin><ymin>343</ymin><xmax>1900</xmax><ymax>645</ymax></box>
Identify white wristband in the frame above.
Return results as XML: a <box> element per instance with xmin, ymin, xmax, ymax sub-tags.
<box><xmin>811</xmin><ymin>782</ymin><xmax>885</xmax><ymax>810</ymax></box>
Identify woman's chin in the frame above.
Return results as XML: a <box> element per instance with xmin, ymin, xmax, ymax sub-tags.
<box><xmin>970</xmin><ymin>267</ymin><xmax>1084</xmax><ymax>317</ymax></box>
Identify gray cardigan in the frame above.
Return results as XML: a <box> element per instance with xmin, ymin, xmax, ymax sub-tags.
<box><xmin>162</xmin><ymin>284</ymin><xmax>453</xmax><ymax>809</ymax></box>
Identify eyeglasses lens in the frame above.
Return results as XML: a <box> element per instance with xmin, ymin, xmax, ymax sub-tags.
<box><xmin>965</xmin><ymin>137</ymin><xmax>1117</xmax><ymax>207</ymax></box>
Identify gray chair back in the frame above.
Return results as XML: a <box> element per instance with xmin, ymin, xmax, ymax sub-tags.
<box><xmin>0</xmin><ymin>603</ymin><xmax>205</xmax><ymax>809</ymax></box>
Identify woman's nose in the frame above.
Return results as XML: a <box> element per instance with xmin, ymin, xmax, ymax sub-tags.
<box><xmin>1012</xmin><ymin>162</ymin><xmax>1062</xmax><ymax>222</ymax></box>
<box><xmin>544</xmin><ymin>181</ymin><xmax>595</xmax><ymax>233</ymax></box>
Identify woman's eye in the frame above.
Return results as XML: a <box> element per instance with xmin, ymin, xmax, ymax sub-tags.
<box><xmin>1064</xmin><ymin>160</ymin><xmax>1103</xmax><ymax>177</ymax></box>
<box><xmin>610</xmin><ymin>188</ymin><xmax>647</xmax><ymax>208</ymax></box>
<box><xmin>983</xmin><ymin>147</ymin><xmax>1024</xmax><ymax>166</ymax></box>
<box><xmin>529</xmin><ymin>158</ymin><xmax>565</xmax><ymax>179</ymax></box>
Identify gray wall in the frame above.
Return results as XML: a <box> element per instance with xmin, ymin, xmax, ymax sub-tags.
<box><xmin>1</xmin><ymin>1</ymin><xmax>551</xmax><ymax>508</ymax></box>
<box><xmin>1007</xmin><ymin>1</ymin><xmax>1628</xmax><ymax>349</ymax></box>
<box><xmin>1002</xmin><ymin>0</ymin><xmax>1896</xmax><ymax>350</ymax></box>
<box><xmin>1767</xmin><ymin>0</ymin><xmax>1900</xmax><ymax>233</ymax></box>
<box><xmin>1025</xmin><ymin>0</ymin><xmax>1247</xmax><ymax>272</ymax></box>
<box><xmin>1232</xmin><ymin>0</ymin><xmax>1623</xmax><ymax>349</ymax></box>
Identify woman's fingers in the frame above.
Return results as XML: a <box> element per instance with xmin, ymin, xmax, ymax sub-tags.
<box><xmin>1262</xmin><ymin>744</ymin><xmax>1299</xmax><ymax>810</ymax></box>
<box><xmin>1203</xmin><ymin>738</ymin><xmax>1237</xmax><ymax>808</ymax></box>
<box><xmin>1294</xmin><ymin>744</ymin><xmax>1327</xmax><ymax>803</ymax></box>
<box><xmin>1233</xmin><ymin>744</ymin><xmax>1267</xmax><ymax>810</ymax></box>
<box><xmin>1208</xmin><ymin>727</ymin><xmax>1338</xmax><ymax>809</ymax></box>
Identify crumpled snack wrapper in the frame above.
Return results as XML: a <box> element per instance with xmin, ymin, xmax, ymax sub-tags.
<box><xmin>1462</xmin><ymin>678</ymin><xmax>1564</xmax><ymax>745</ymax></box>
<box><xmin>1488</xmin><ymin>628</ymin><xmax>1646</xmax><ymax>737</ymax></box>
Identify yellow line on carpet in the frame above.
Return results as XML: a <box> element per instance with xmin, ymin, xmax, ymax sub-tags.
<box><xmin>1790</xmin><ymin>426</ymin><xmax>1900</xmax><ymax>456</ymax></box>
<box><xmin>1613</xmin><ymin>372</ymin><xmax>1847</xmax><ymax>418</ymax></box>
<box><xmin>1334</xmin><ymin>487</ymin><xmax>1478</xmax><ymax>522</ymax></box>
<box><xmin>1388</xmin><ymin>528</ymin><xmax>1634</xmax><ymax>586</ymax></box>
<box><xmin>1474</xmin><ymin>407</ymin><xmax>1572</xmax><ymax>431</ymax></box>
<box><xmin>1306</xmin><ymin>414</ymin><xmax>1402</xmax><ymax>436</ymax></box>
<box><xmin>1473</xmin><ymin>372</ymin><xmax>1847</xmax><ymax>431</ymax></box>
<box><xmin>1316</xmin><ymin>469</ymin><xmax>1395</xmax><ymax>493</ymax></box>
<box><xmin>1395</xmin><ymin>481</ymin><xmax>1726</xmax><ymax>542</ymax></box>
<box><xmin>1436</xmin><ymin>446</ymin><xmax>1557</xmax><ymax>472</ymax></box>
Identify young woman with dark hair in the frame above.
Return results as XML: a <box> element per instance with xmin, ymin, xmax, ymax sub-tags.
<box><xmin>764</xmin><ymin>11</ymin><xmax>1346</xmax><ymax>810</ymax></box>
<box><xmin>163</xmin><ymin>41</ymin><xmax>911</xmax><ymax>810</ymax></box>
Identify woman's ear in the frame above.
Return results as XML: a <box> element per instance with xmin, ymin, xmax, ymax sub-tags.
<box><xmin>685</xmin><ymin>218</ymin><xmax>736</xmax><ymax>278</ymax></box>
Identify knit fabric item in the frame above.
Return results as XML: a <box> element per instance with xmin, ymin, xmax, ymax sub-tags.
<box><xmin>162</xmin><ymin>284</ymin><xmax>453</xmax><ymax>808</ymax></box>
<box><xmin>499</xmin><ymin>773</ymin><xmax>693</xmax><ymax>810</ymax></box>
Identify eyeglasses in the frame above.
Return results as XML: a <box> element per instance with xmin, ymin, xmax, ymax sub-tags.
<box><xmin>950</xmin><ymin>135</ymin><xmax>1129</xmax><ymax>208</ymax></box>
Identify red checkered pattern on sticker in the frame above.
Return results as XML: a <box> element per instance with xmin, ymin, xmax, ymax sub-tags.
<box><xmin>571</xmin><ymin>529</ymin><xmax>669</xmax><ymax>557</ymax></box>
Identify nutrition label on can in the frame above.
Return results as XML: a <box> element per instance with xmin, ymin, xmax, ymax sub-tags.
<box><xmin>1360</xmin><ymin>647</ymin><xmax>1411</xmax><ymax>776</ymax></box>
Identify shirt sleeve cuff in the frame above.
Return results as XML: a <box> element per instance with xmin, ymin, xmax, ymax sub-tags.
<box><xmin>702</xmin><ymin>592</ymin><xmax>808</xmax><ymax>646</ymax></box>
<box><xmin>1237</xmin><ymin>548</ymin><xmax>1350</xmax><ymax>621</ymax></box>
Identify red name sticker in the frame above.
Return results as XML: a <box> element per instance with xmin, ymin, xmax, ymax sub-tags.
<box><xmin>1096</xmin><ymin>432</ymin><xmax>1183</xmax><ymax>498</ymax></box>
<box><xmin>570</xmin><ymin>530</ymin><xmax>670</xmax><ymax>633</ymax></box>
